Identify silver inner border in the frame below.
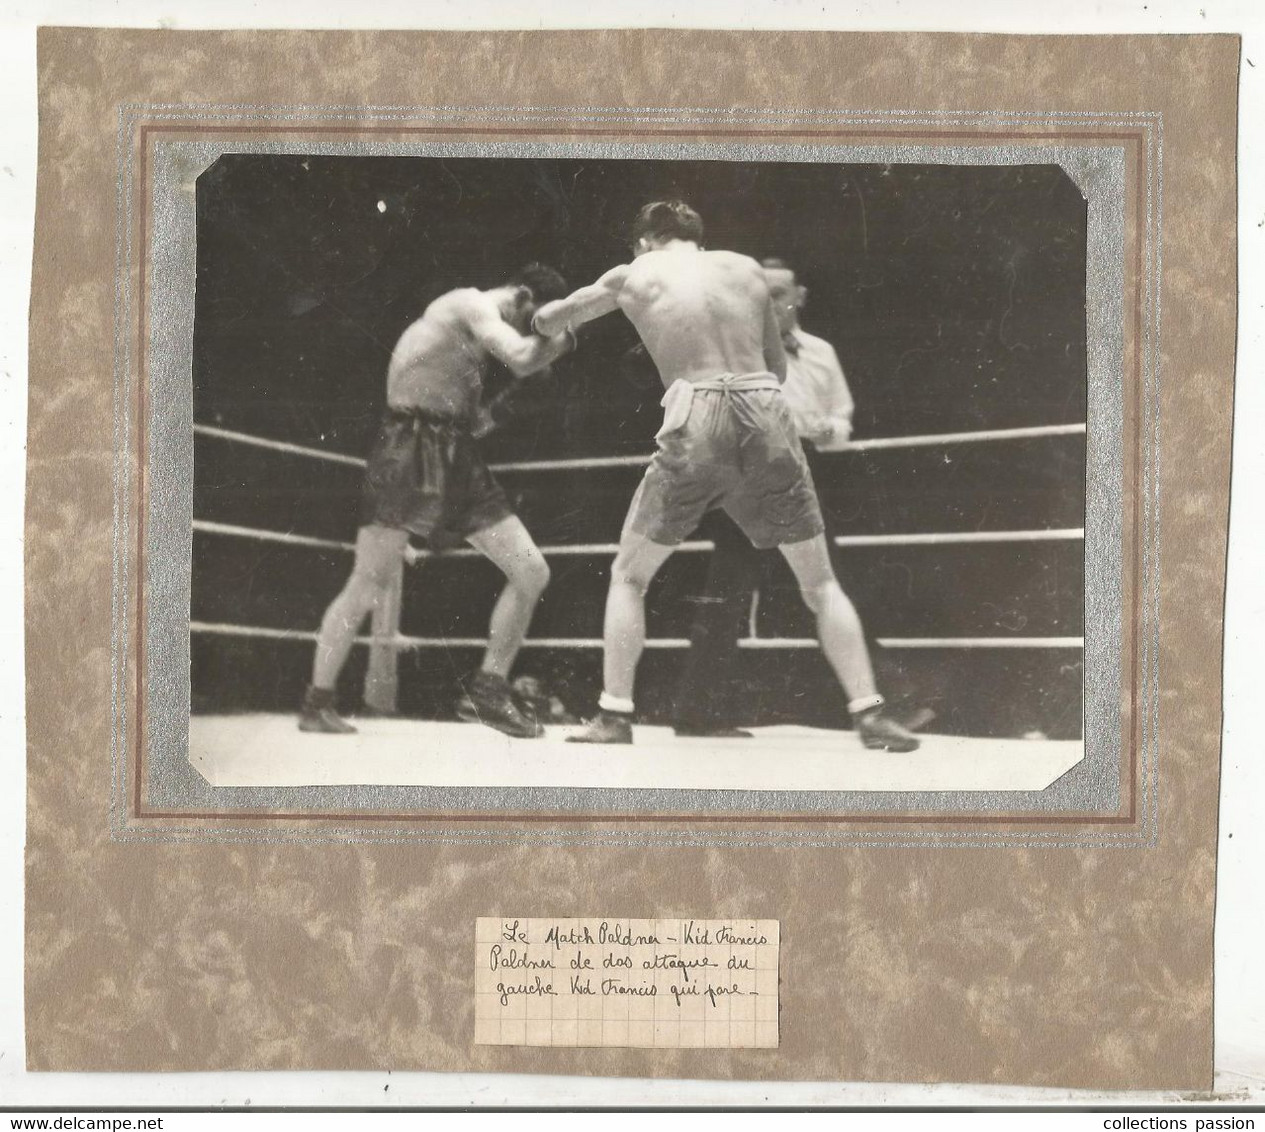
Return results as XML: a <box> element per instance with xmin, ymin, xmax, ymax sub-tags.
<box><xmin>109</xmin><ymin>107</ymin><xmax>1160</xmax><ymax>849</ymax></box>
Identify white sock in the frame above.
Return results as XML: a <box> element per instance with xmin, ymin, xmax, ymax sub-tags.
<box><xmin>848</xmin><ymin>694</ymin><xmax>884</xmax><ymax>715</ymax></box>
<box><xmin>599</xmin><ymin>692</ymin><xmax>635</xmax><ymax>715</ymax></box>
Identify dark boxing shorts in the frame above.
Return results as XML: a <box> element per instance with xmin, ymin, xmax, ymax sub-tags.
<box><xmin>360</xmin><ymin>408</ymin><xmax>512</xmax><ymax>546</ymax></box>
<box><xmin>624</xmin><ymin>375</ymin><xmax>825</xmax><ymax>550</ymax></box>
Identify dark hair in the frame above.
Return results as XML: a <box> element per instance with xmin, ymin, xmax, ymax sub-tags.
<box><xmin>630</xmin><ymin>200</ymin><xmax>704</xmax><ymax>246</ymax></box>
<box><xmin>510</xmin><ymin>262</ymin><xmax>569</xmax><ymax>304</ymax></box>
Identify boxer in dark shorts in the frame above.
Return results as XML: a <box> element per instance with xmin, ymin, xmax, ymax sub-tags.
<box><xmin>360</xmin><ymin>408</ymin><xmax>512</xmax><ymax>548</ymax></box>
<box><xmin>300</xmin><ymin>265</ymin><xmax>575</xmax><ymax>738</ymax></box>
<box><xmin>532</xmin><ymin>200</ymin><xmax>917</xmax><ymax>750</ymax></box>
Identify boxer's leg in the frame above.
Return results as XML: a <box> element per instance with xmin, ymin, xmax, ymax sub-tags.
<box><xmin>302</xmin><ymin>524</ymin><xmax>408</xmax><ymax>733</ymax></box>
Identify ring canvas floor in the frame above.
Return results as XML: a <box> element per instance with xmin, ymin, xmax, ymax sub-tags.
<box><xmin>188</xmin><ymin>714</ymin><xmax>1083</xmax><ymax>793</ymax></box>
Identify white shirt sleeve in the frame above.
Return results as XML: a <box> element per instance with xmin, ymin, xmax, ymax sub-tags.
<box><xmin>806</xmin><ymin>338</ymin><xmax>855</xmax><ymax>452</ymax></box>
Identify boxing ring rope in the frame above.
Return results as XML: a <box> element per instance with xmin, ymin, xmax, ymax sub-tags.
<box><xmin>192</xmin><ymin>517</ymin><xmax>1086</xmax><ymax>557</ymax></box>
<box><xmin>193</xmin><ymin>424</ymin><xmax>368</xmax><ymax>468</ymax></box>
<box><xmin>193</xmin><ymin>520</ymin><xmax>355</xmax><ymax>554</ymax></box>
<box><xmin>193</xmin><ymin>420</ymin><xmax>1089</xmax><ymax>710</ymax></box>
<box><xmin>189</xmin><ymin>622</ymin><xmax>1085</xmax><ymax>652</ymax></box>
<box><xmin>193</xmin><ymin>419</ymin><xmax>1087</xmax><ymax>472</ymax></box>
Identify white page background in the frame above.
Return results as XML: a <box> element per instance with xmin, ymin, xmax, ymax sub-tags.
<box><xmin>0</xmin><ymin>0</ymin><xmax>1259</xmax><ymax>1109</ymax></box>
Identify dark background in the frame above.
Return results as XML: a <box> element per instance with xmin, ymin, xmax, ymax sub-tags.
<box><xmin>192</xmin><ymin>155</ymin><xmax>1087</xmax><ymax>737</ymax></box>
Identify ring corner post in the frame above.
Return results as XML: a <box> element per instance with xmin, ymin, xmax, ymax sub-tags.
<box><xmin>364</xmin><ymin>558</ymin><xmax>403</xmax><ymax>715</ymax></box>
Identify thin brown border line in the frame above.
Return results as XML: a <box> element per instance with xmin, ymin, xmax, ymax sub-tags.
<box><xmin>134</xmin><ymin>121</ymin><xmax>149</xmax><ymax>819</ymax></box>
<box><xmin>126</xmin><ymin>808</ymin><xmax>1140</xmax><ymax>827</ymax></box>
<box><xmin>129</xmin><ymin>119</ymin><xmax>1146</xmax><ymax>828</ymax></box>
<box><xmin>1134</xmin><ymin>115</ymin><xmax>1159</xmax><ymax>832</ymax></box>
<box><xmin>139</xmin><ymin>122</ymin><xmax>1147</xmax><ymax>141</ymax></box>
<box><xmin>131</xmin><ymin>120</ymin><xmax>1142</xmax><ymax>826</ymax></box>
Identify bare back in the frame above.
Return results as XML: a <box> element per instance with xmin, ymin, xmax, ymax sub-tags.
<box><xmin>615</xmin><ymin>247</ymin><xmax>777</xmax><ymax>387</ymax></box>
<box><xmin>385</xmin><ymin>290</ymin><xmax>492</xmax><ymax>418</ymax></box>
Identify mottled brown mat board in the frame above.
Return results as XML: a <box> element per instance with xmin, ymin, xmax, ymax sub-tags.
<box><xmin>25</xmin><ymin>29</ymin><xmax>1236</xmax><ymax>1086</ymax></box>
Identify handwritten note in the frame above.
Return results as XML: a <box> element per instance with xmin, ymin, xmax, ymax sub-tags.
<box><xmin>474</xmin><ymin>917</ymin><xmax>779</xmax><ymax>1048</ymax></box>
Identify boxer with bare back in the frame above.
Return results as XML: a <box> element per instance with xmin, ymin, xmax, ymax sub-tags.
<box><xmin>300</xmin><ymin>264</ymin><xmax>575</xmax><ymax>739</ymax></box>
<box><xmin>532</xmin><ymin>201</ymin><xmax>917</xmax><ymax>750</ymax></box>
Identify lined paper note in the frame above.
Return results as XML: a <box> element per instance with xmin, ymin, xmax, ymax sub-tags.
<box><xmin>474</xmin><ymin>917</ymin><xmax>779</xmax><ymax>1048</ymax></box>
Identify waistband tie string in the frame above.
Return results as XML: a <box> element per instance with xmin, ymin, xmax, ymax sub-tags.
<box><xmin>655</xmin><ymin>372</ymin><xmax>782</xmax><ymax>439</ymax></box>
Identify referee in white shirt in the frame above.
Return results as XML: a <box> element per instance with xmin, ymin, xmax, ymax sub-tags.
<box><xmin>672</xmin><ymin>258</ymin><xmax>859</xmax><ymax>737</ymax></box>
<box><xmin>766</xmin><ymin>259</ymin><xmax>856</xmax><ymax>452</ymax></box>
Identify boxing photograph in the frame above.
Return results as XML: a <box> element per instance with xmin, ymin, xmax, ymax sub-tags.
<box><xmin>188</xmin><ymin>153</ymin><xmax>1088</xmax><ymax>800</ymax></box>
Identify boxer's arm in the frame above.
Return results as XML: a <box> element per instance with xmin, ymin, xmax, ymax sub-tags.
<box><xmin>466</xmin><ymin>298</ymin><xmax>574</xmax><ymax>377</ymax></box>
<box><xmin>471</xmin><ymin>378</ymin><xmax>533</xmax><ymax>438</ymax></box>
<box><xmin>762</xmin><ymin>294</ymin><xmax>788</xmax><ymax>382</ymax></box>
<box><xmin>532</xmin><ymin>265</ymin><xmax>629</xmax><ymax>336</ymax></box>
